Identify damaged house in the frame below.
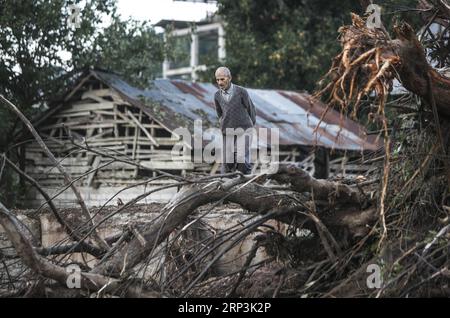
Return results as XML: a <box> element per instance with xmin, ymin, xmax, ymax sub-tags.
<box><xmin>22</xmin><ymin>68</ymin><xmax>382</xmax><ymax>208</ymax></box>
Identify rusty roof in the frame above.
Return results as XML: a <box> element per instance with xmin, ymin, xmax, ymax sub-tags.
<box><xmin>91</xmin><ymin>70</ymin><xmax>381</xmax><ymax>151</ymax></box>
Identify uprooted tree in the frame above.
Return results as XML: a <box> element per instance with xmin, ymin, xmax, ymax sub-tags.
<box><xmin>1</xmin><ymin>1</ymin><xmax>450</xmax><ymax>297</ymax></box>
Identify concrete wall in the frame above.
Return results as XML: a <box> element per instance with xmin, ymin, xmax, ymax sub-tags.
<box><xmin>25</xmin><ymin>183</ymin><xmax>179</xmax><ymax>208</ymax></box>
<box><xmin>0</xmin><ymin>203</ymin><xmax>279</xmax><ymax>295</ymax></box>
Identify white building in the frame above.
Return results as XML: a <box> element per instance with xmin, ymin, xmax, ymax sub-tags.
<box><xmin>155</xmin><ymin>15</ymin><xmax>225</xmax><ymax>81</ymax></box>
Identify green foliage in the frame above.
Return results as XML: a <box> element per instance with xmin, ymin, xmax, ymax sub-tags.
<box><xmin>0</xmin><ymin>0</ymin><xmax>165</xmax><ymax>141</ymax></box>
<box><xmin>72</xmin><ymin>16</ymin><xmax>165</xmax><ymax>89</ymax></box>
<box><xmin>1</xmin><ymin>0</ymin><xmax>109</xmax><ymax>107</ymax></box>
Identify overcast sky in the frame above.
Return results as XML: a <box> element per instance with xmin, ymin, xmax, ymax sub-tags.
<box><xmin>116</xmin><ymin>0</ymin><xmax>218</xmax><ymax>27</ymax></box>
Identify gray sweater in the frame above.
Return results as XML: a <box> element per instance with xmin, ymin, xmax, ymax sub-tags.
<box><xmin>214</xmin><ymin>85</ymin><xmax>256</xmax><ymax>134</ymax></box>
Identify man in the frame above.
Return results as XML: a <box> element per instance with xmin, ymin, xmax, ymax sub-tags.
<box><xmin>214</xmin><ymin>67</ymin><xmax>256</xmax><ymax>174</ymax></box>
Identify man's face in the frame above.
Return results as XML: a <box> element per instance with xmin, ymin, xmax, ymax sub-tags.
<box><xmin>215</xmin><ymin>72</ymin><xmax>231</xmax><ymax>90</ymax></box>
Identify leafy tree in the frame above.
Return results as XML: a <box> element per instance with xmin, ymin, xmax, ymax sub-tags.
<box><xmin>0</xmin><ymin>0</ymin><xmax>165</xmax><ymax>141</ymax></box>
<box><xmin>71</xmin><ymin>16</ymin><xmax>165</xmax><ymax>88</ymax></box>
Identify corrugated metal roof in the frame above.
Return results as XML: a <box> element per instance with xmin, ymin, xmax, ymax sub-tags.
<box><xmin>92</xmin><ymin>70</ymin><xmax>381</xmax><ymax>151</ymax></box>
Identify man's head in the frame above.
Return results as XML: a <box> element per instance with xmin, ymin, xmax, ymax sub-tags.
<box><xmin>215</xmin><ymin>66</ymin><xmax>232</xmax><ymax>90</ymax></box>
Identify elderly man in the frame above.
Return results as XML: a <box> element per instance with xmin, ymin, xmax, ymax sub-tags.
<box><xmin>214</xmin><ymin>67</ymin><xmax>256</xmax><ymax>175</ymax></box>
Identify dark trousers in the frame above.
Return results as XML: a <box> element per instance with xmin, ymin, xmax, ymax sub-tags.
<box><xmin>221</xmin><ymin>132</ymin><xmax>252</xmax><ymax>175</ymax></box>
